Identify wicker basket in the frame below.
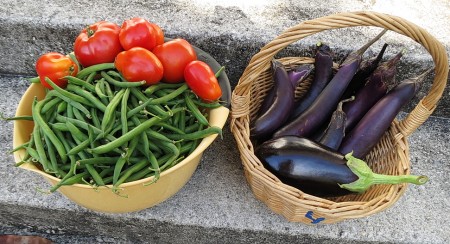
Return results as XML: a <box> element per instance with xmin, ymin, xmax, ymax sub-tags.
<box><xmin>230</xmin><ymin>11</ymin><xmax>448</xmax><ymax>224</ymax></box>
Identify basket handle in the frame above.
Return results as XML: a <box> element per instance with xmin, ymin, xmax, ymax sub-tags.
<box><xmin>231</xmin><ymin>11</ymin><xmax>448</xmax><ymax>136</ymax></box>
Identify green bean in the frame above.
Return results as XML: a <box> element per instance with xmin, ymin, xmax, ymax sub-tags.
<box><xmin>41</xmin><ymin>96</ymin><xmax>62</xmax><ymax>114</ymax></box>
<box><xmin>184</xmin><ymin>92</ymin><xmax>209</xmax><ymax>126</ymax></box>
<box><xmin>155</xmin><ymin>122</ymin><xmax>185</xmax><ymax>135</ymax></box>
<box><xmin>76</xmin><ymin>63</ymin><xmax>115</xmax><ymax>79</ymax></box>
<box><xmin>28</xmin><ymin>76</ymin><xmax>40</xmax><ymax>83</ymax></box>
<box><xmin>65</xmin><ymin>121</ymin><xmax>88</xmax><ymax>141</ymax></box>
<box><xmin>113</xmin><ymin>159</ymin><xmax>149</xmax><ymax>194</ymax></box>
<box><xmin>47</xmin><ymin>90</ymin><xmax>91</xmax><ymax>119</ymax></box>
<box><xmin>147</xmin><ymin>83</ymin><xmax>189</xmax><ymax>105</ymax></box>
<box><xmin>192</xmin><ymin>98</ymin><xmax>223</xmax><ymax>109</ymax></box>
<box><xmin>50</xmin><ymin>172</ymin><xmax>89</xmax><ymax>193</ymax></box>
<box><xmin>10</xmin><ymin>141</ymin><xmax>29</xmax><ymax>153</ymax></box>
<box><xmin>113</xmin><ymin>135</ymin><xmax>139</xmax><ymax>184</ymax></box>
<box><xmin>126</xmin><ymin>98</ymin><xmax>153</xmax><ymax>119</ymax></box>
<box><xmin>144</xmin><ymin>82</ymin><xmax>184</xmax><ymax>95</ymax></box>
<box><xmin>121</xmin><ymin>88</ymin><xmax>131</xmax><ymax>145</ymax></box>
<box><xmin>67</xmin><ymin>138</ymin><xmax>90</xmax><ymax>155</ymax></box>
<box><xmin>85</xmin><ymin>164</ymin><xmax>105</xmax><ymax>186</ymax></box>
<box><xmin>146</xmin><ymin>129</ymin><xmax>173</xmax><ymax>143</ymax></box>
<box><xmin>188</xmin><ymin>123</ymin><xmax>204</xmax><ymax>155</ymax></box>
<box><xmin>44</xmin><ymin>134</ymin><xmax>65</xmax><ymax>178</ymax></box>
<box><xmin>67</xmin><ymin>84</ymin><xmax>107</xmax><ymax>112</ymax></box>
<box><xmin>129</xmin><ymin>87</ymin><xmax>168</xmax><ymax>117</ymax></box>
<box><xmin>33</xmin><ymin>97</ymin><xmax>67</xmax><ymax>162</ymax></box>
<box><xmin>72</xmin><ymin>106</ymin><xmax>88</xmax><ymax>123</ymax></box>
<box><xmin>103</xmin><ymin>81</ymin><xmax>114</xmax><ymax>103</ymax></box>
<box><xmin>106</xmin><ymin>70</ymin><xmax>126</xmax><ymax>81</ymax></box>
<box><xmin>57</xmin><ymin>101</ymin><xmax>68</xmax><ymax>114</ymax></box>
<box><xmin>178</xmin><ymin>107</ymin><xmax>186</xmax><ymax>132</ymax></box>
<box><xmin>215</xmin><ymin>66</ymin><xmax>225</xmax><ymax>78</ymax></box>
<box><xmin>50</xmin><ymin>122</ymin><xmax>69</xmax><ymax>131</ymax></box>
<box><xmin>45</xmin><ymin>77</ymin><xmax>93</xmax><ymax>107</ymax></box>
<box><xmin>33</xmin><ymin>123</ymin><xmax>51</xmax><ymax>172</ymax></box>
<box><xmin>66</xmin><ymin>103</ymin><xmax>74</xmax><ymax>118</ymax></box>
<box><xmin>95</xmin><ymin>78</ymin><xmax>109</xmax><ymax>103</ymax></box>
<box><xmin>89</xmin><ymin>108</ymin><xmax>184</xmax><ymax>155</ymax></box>
<box><xmin>101</xmin><ymin>88</ymin><xmax>125</xmax><ymax>134</ymax></box>
<box><xmin>101</xmin><ymin>71</ymin><xmax>146</xmax><ymax>87</ymax></box>
<box><xmin>90</xmin><ymin>108</ymin><xmax>101</xmax><ymax>129</ymax></box>
<box><xmin>76</xmin><ymin>157</ymin><xmax>120</xmax><ymax>166</ymax></box>
<box><xmin>163</xmin><ymin>126</ymin><xmax>222</xmax><ymax>141</ymax></box>
<box><xmin>65</xmin><ymin>76</ymin><xmax>96</xmax><ymax>92</ymax></box>
<box><xmin>85</xmin><ymin>71</ymin><xmax>97</xmax><ymax>84</ymax></box>
<box><xmin>0</xmin><ymin>114</ymin><xmax>33</xmax><ymax>121</ymax></box>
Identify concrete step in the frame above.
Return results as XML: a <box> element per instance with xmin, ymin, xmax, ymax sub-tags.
<box><xmin>1</xmin><ymin>0</ymin><xmax>449</xmax><ymax>243</ymax></box>
<box><xmin>1</xmin><ymin>76</ymin><xmax>449</xmax><ymax>243</ymax></box>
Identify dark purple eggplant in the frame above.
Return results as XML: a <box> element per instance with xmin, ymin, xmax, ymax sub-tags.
<box><xmin>290</xmin><ymin>42</ymin><xmax>333</xmax><ymax>119</ymax></box>
<box><xmin>274</xmin><ymin>30</ymin><xmax>387</xmax><ymax>139</ymax></box>
<box><xmin>343</xmin><ymin>50</ymin><xmax>404</xmax><ymax>133</ymax></box>
<box><xmin>339</xmin><ymin>68</ymin><xmax>434</xmax><ymax>158</ymax></box>
<box><xmin>288</xmin><ymin>64</ymin><xmax>314</xmax><ymax>87</ymax></box>
<box><xmin>258</xmin><ymin>64</ymin><xmax>313</xmax><ymax>116</ymax></box>
<box><xmin>318</xmin><ymin>96</ymin><xmax>355</xmax><ymax>150</ymax></box>
<box><xmin>342</xmin><ymin>43</ymin><xmax>389</xmax><ymax>99</ymax></box>
<box><xmin>251</xmin><ymin>60</ymin><xmax>296</xmax><ymax>139</ymax></box>
<box><xmin>256</xmin><ymin>136</ymin><xmax>428</xmax><ymax>197</ymax></box>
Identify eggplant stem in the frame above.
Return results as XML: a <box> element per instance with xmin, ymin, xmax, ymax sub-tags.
<box><xmin>338</xmin><ymin>152</ymin><xmax>428</xmax><ymax>193</ymax></box>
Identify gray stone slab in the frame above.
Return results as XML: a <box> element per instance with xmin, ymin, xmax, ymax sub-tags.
<box><xmin>1</xmin><ymin>74</ymin><xmax>449</xmax><ymax>243</ymax></box>
<box><xmin>0</xmin><ymin>0</ymin><xmax>449</xmax><ymax>116</ymax></box>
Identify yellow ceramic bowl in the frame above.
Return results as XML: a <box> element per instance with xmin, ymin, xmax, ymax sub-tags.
<box><xmin>13</xmin><ymin>83</ymin><xmax>230</xmax><ymax>213</ymax></box>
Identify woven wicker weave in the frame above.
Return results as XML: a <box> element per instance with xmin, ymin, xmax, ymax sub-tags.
<box><xmin>230</xmin><ymin>11</ymin><xmax>448</xmax><ymax>224</ymax></box>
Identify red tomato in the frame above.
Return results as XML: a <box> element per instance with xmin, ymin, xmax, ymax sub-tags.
<box><xmin>114</xmin><ymin>47</ymin><xmax>164</xmax><ymax>86</ymax></box>
<box><xmin>152</xmin><ymin>38</ymin><xmax>197</xmax><ymax>83</ymax></box>
<box><xmin>74</xmin><ymin>21</ymin><xmax>123</xmax><ymax>67</ymax></box>
<box><xmin>184</xmin><ymin>61</ymin><xmax>222</xmax><ymax>102</ymax></box>
<box><xmin>35</xmin><ymin>52</ymin><xmax>78</xmax><ymax>89</ymax></box>
<box><xmin>119</xmin><ymin>17</ymin><xmax>164</xmax><ymax>51</ymax></box>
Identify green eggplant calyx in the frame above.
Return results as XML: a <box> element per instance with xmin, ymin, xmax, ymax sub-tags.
<box><xmin>338</xmin><ymin>152</ymin><xmax>429</xmax><ymax>193</ymax></box>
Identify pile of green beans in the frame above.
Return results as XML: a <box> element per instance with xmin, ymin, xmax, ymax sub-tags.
<box><xmin>16</xmin><ymin>63</ymin><xmax>223</xmax><ymax>195</ymax></box>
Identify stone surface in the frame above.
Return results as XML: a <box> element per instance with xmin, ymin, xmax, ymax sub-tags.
<box><xmin>0</xmin><ymin>75</ymin><xmax>449</xmax><ymax>243</ymax></box>
<box><xmin>1</xmin><ymin>0</ymin><xmax>449</xmax><ymax>243</ymax></box>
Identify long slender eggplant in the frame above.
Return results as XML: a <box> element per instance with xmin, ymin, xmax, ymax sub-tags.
<box><xmin>339</xmin><ymin>68</ymin><xmax>434</xmax><ymax>158</ymax></box>
<box><xmin>288</xmin><ymin>64</ymin><xmax>314</xmax><ymax>87</ymax></box>
<box><xmin>258</xmin><ymin>64</ymin><xmax>313</xmax><ymax>116</ymax></box>
<box><xmin>290</xmin><ymin>42</ymin><xmax>333</xmax><ymax>119</ymax></box>
<box><xmin>318</xmin><ymin>96</ymin><xmax>354</xmax><ymax>150</ymax></box>
<box><xmin>342</xmin><ymin>43</ymin><xmax>389</xmax><ymax>99</ymax></box>
<box><xmin>251</xmin><ymin>60</ymin><xmax>296</xmax><ymax>139</ymax></box>
<box><xmin>274</xmin><ymin>30</ymin><xmax>388</xmax><ymax>139</ymax></box>
<box><xmin>256</xmin><ymin>136</ymin><xmax>428</xmax><ymax>197</ymax></box>
<box><xmin>343</xmin><ymin>50</ymin><xmax>404</xmax><ymax>133</ymax></box>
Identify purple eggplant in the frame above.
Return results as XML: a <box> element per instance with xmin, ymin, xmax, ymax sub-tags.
<box><xmin>274</xmin><ymin>30</ymin><xmax>387</xmax><ymax>139</ymax></box>
<box><xmin>342</xmin><ymin>43</ymin><xmax>389</xmax><ymax>99</ymax></box>
<box><xmin>288</xmin><ymin>64</ymin><xmax>314</xmax><ymax>87</ymax></box>
<box><xmin>251</xmin><ymin>60</ymin><xmax>296</xmax><ymax>139</ymax></box>
<box><xmin>290</xmin><ymin>42</ymin><xmax>333</xmax><ymax>119</ymax></box>
<box><xmin>319</xmin><ymin>97</ymin><xmax>355</xmax><ymax>150</ymax></box>
<box><xmin>256</xmin><ymin>136</ymin><xmax>428</xmax><ymax>197</ymax></box>
<box><xmin>339</xmin><ymin>68</ymin><xmax>434</xmax><ymax>158</ymax></box>
<box><xmin>258</xmin><ymin>64</ymin><xmax>313</xmax><ymax>116</ymax></box>
<box><xmin>343</xmin><ymin>50</ymin><xmax>404</xmax><ymax>133</ymax></box>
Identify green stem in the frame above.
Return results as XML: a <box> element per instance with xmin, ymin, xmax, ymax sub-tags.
<box><xmin>339</xmin><ymin>152</ymin><xmax>428</xmax><ymax>193</ymax></box>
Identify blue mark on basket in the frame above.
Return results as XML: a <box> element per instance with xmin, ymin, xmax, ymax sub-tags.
<box><xmin>305</xmin><ymin>211</ymin><xmax>325</xmax><ymax>224</ymax></box>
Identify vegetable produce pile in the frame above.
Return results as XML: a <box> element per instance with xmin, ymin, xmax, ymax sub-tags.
<box><xmin>12</xmin><ymin>18</ymin><xmax>225</xmax><ymax>195</ymax></box>
<box><xmin>252</xmin><ymin>30</ymin><xmax>432</xmax><ymax>197</ymax></box>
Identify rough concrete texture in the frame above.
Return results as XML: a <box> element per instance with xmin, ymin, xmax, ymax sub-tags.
<box><xmin>1</xmin><ymin>76</ymin><xmax>449</xmax><ymax>243</ymax></box>
<box><xmin>0</xmin><ymin>0</ymin><xmax>449</xmax><ymax>116</ymax></box>
<box><xmin>0</xmin><ymin>0</ymin><xmax>449</xmax><ymax>243</ymax></box>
